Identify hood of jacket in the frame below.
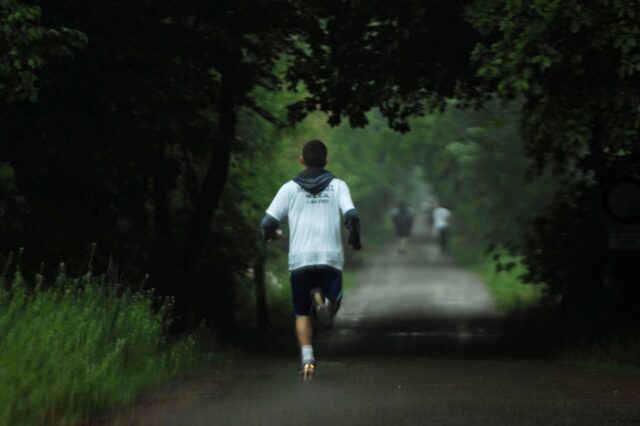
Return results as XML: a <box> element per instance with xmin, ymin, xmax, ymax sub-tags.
<box><xmin>293</xmin><ymin>168</ymin><xmax>335</xmax><ymax>194</ymax></box>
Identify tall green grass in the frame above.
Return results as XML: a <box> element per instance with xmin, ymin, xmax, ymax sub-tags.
<box><xmin>0</xmin><ymin>259</ymin><xmax>210</xmax><ymax>425</ymax></box>
<box><xmin>471</xmin><ymin>256</ymin><xmax>546</xmax><ymax>312</ymax></box>
<box><xmin>450</xmin><ymin>240</ymin><xmax>546</xmax><ymax>313</ymax></box>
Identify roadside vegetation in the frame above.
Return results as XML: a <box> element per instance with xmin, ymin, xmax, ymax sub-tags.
<box><xmin>451</xmin><ymin>242</ymin><xmax>546</xmax><ymax>314</ymax></box>
<box><xmin>472</xmin><ymin>256</ymin><xmax>545</xmax><ymax>313</ymax></box>
<box><xmin>0</xmin><ymin>257</ymin><xmax>211</xmax><ymax>426</ymax></box>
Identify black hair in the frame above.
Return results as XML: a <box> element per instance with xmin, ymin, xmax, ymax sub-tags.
<box><xmin>302</xmin><ymin>139</ymin><xmax>328</xmax><ymax>168</ymax></box>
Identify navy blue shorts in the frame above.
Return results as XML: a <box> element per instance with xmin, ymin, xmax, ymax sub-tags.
<box><xmin>290</xmin><ymin>267</ymin><xmax>343</xmax><ymax>316</ymax></box>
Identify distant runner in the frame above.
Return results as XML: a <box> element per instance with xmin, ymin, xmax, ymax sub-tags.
<box><xmin>261</xmin><ymin>140</ymin><xmax>362</xmax><ymax>380</ymax></box>
<box><xmin>392</xmin><ymin>201</ymin><xmax>413</xmax><ymax>254</ymax></box>
<box><xmin>432</xmin><ymin>204</ymin><xmax>451</xmax><ymax>253</ymax></box>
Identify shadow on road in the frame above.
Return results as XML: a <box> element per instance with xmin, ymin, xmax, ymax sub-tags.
<box><xmin>257</xmin><ymin>240</ymin><xmax>557</xmax><ymax>360</ymax></box>
<box><xmin>104</xmin><ymin>242</ymin><xmax>639</xmax><ymax>426</ymax></box>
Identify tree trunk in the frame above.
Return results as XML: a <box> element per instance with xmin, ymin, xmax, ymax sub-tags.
<box><xmin>150</xmin><ymin>154</ymin><xmax>178</xmax><ymax>301</ymax></box>
<box><xmin>253</xmin><ymin>244</ymin><xmax>269</xmax><ymax>332</ymax></box>
<box><xmin>589</xmin><ymin>114</ymin><xmax>607</xmax><ymax>186</ymax></box>
<box><xmin>182</xmin><ymin>77</ymin><xmax>236</xmax><ymax>330</ymax></box>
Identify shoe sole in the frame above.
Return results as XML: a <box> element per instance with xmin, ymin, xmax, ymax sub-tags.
<box><xmin>302</xmin><ymin>363</ymin><xmax>315</xmax><ymax>381</ymax></box>
<box><xmin>311</xmin><ymin>288</ymin><xmax>332</xmax><ymax>329</ymax></box>
<box><xmin>316</xmin><ymin>304</ymin><xmax>332</xmax><ymax>329</ymax></box>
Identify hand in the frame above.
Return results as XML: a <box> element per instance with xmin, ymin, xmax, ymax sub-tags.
<box><xmin>270</xmin><ymin>229</ymin><xmax>283</xmax><ymax>241</ymax></box>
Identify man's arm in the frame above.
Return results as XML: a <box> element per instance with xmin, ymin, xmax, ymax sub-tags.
<box><xmin>338</xmin><ymin>181</ymin><xmax>362</xmax><ymax>250</ymax></box>
<box><xmin>261</xmin><ymin>183</ymin><xmax>289</xmax><ymax>241</ymax></box>
<box><xmin>261</xmin><ymin>213</ymin><xmax>281</xmax><ymax>241</ymax></box>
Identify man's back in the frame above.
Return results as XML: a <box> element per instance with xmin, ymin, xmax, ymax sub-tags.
<box><xmin>433</xmin><ymin>207</ymin><xmax>451</xmax><ymax>229</ymax></box>
<box><xmin>393</xmin><ymin>207</ymin><xmax>413</xmax><ymax>234</ymax></box>
<box><xmin>266</xmin><ymin>176</ymin><xmax>355</xmax><ymax>270</ymax></box>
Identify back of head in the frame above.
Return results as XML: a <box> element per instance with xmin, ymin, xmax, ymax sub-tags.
<box><xmin>302</xmin><ymin>140</ymin><xmax>328</xmax><ymax>168</ymax></box>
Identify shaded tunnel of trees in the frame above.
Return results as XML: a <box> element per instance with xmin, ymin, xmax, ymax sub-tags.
<box><xmin>1</xmin><ymin>0</ymin><xmax>640</xmax><ymax>343</ymax></box>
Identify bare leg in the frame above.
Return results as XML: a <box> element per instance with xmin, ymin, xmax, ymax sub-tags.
<box><xmin>398</xmin><ymin>237</ymin><xmax>408</xmax><ymax>253</ymax></box>
<box><xmin>295</xmin><ymin>315</ymin><xmax>312</xmax><ymax>346</ymax></box>
<box><xmin>296</xmin><ymin>315</ymin><xmax>315</xmax><ymax>379</ymax></box>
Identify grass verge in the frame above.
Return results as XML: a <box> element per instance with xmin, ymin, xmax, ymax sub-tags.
<box><xmin>451</xmin><ymin>239</ymin><xmax>640</xmax><ymax>372</ymax></box>
<box><xmin>470</xmin><ymin>256</ymin><xmax>546</xmax><ymax>313</ymax></box>
<box><xmin>450</xmin><ymin>240</ymin><xmax>545</xmax><ymax>313</ymax></box>
<box><xmin>0</xmin><ymin>266</ymin><xmax>212</xmax><ymax>426</ymax></box>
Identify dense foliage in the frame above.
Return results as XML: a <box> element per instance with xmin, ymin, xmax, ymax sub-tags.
<box><xmin>468</xmin><ymin>0</ymin><xmax>640</xmax><ymax>175</ymax></box>
<box><xmin>2</xmin><ymin>0</ymin><xmax>639</xmax><ymax>341</ymax></box>
<box><xmin>0</xmin><ymin>0</ymin><xmax>85</xmax><ymax>102</ymax></box>
<box><xmin>0</xmin><ymin>0</ymin><xmax>319</xmax><ymax>333</ymax></box>
<box><xmin>285</xmin><ymin>0</ymin><xmax>640</xmax><ymax>333</ymax></box>
<box><xmin>466</xmin><ymin>0</ymin><xmax>640</xmax><ymax>331</ymax></box>
<box><xmin>392</xmin><ymin>101</ymin><xmax>557</xmax><ymax>252</ymax></box>
<box><xmin>287</xmin><ymin>0</ymin><xmax>479</xmax><ymax>130</ymax></box>
<box><xmin>7</xmin><ymin>0</ymin><xmax>640</xmax><ymax>419</ymax></box>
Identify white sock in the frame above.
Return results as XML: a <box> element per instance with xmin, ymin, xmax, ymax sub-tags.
<box><xmin>301</xmin><ymin>345</ymin><xmax>314</xmax><ymax>363</ymax></box>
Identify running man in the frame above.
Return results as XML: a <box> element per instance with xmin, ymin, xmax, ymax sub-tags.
<box><xmin>432</xmin><ymin>204</ymin><xmax>451</xmax><ymax>253</ymax></box>
<box><xmin>261</xmin><ymin>140</ymin><xmax>362</xmax><ymax>379</ymax></box>
<box><xmin>392</xmin><ymin>201</ymin><xmax>413</xmax><ymax>254</ymax></box>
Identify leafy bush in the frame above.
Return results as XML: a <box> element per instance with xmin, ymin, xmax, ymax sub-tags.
<box><xmin>451</xmin><ymin>241</ymin><xmax>546</xmax><ymax>313</ymax></box>
<box><xmin>472</xmin><ymin>255</ymin><xmax>546</xmax><ymax>313</ymax></box>
<box><xmin>0</xmin><ymin>262</ymin><xmax>210</xmax><ymax>425</ymax></box>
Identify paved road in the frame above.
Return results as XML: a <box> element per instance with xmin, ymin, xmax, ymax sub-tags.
<box><xmin>108</xmin><ymin>243</ymin><xmax>640</xmax><ymax>426</ymax></box>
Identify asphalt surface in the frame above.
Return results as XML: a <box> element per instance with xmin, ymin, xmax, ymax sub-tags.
<box><xmin>107</xmin><ymin>242</ymin><xmax>640</xmax><ymax>426</ymax></box>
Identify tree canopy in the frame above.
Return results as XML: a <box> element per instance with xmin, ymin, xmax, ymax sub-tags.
<box><xmin>2</xmin><ymin>0</ymin><xmax>639</xmax><ymax>336</ymax></box>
